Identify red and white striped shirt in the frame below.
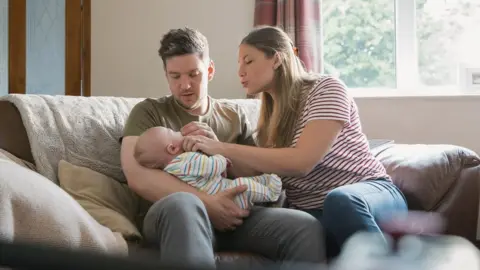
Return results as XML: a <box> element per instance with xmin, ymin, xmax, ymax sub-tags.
<box><xmin>283</xmin><ymin>76</ymin><xmax>390</xmax><ymax>210</ymax></box>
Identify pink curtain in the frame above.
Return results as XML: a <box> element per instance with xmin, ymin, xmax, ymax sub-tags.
<box><xmin>253</xmin><ymin>0</ymin><xmax>323</xmax><ymax>73</ymax></box>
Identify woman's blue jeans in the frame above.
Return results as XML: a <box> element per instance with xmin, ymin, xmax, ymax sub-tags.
<box><xmin>303</xmin><ymin>178</ymin><xmax>408</xmax><ymax>257</ymax></box>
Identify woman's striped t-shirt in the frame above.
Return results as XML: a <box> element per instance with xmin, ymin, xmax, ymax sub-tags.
<box><xmin>282</xmin><ymin>75</ymin><xmax>390</xmax><ymax>210</ymax></box>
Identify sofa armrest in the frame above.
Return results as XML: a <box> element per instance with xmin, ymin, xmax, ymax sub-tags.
<box><xmin>0</xmin><ymin>101</ymin><xmax>33</xmax><ymax>164</ymax></box>
<box><xmin>373</xmin><ymin>143</ymin><xmax>480</xmax><ymax>245</ymax></box>
<box><xmin>373</xmin><ymin>143</ymin><xmax>480</xmax><ymax>211</ymax></box>
<box><xmin>436</xmin><ymin>166</ymin><xmax>480</xmax><ymax>244</ymax></box>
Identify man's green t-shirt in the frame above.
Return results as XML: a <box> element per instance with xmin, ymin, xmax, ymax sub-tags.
<box><xmin>123</xmin><ymin>95</ymin><xmax>256</xmax><ymax>146</ymax></box>
<box><xmin>123</xmin><ymin>95</ymin><xmax>257</xmax><ymax>225</ymax></box>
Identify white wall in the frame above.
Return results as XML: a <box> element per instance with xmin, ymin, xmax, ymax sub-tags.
<box><xmin>355</xmin><ymin>95</ymin><xmax>480</xmax><ymax>153</ymax></box>
<box><xmin>91</xmin><ymin>0</ymin><xmax>254</xmax><ymax>99</ymax></box>
<box><xmin>91</xmin><ymin>0</ymin><xmax>480</xmax><ymax>154</ymax></box>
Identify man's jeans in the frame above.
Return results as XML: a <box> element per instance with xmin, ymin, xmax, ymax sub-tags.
<box><xmin>142</xmin><ymin>192</ymin><xmax>326</xmax><ymax>270</ymax></box>
<box><xmin>303</xmin><ymin>179</ymin><xmax>408</xmax><ymax>257</ymax></box>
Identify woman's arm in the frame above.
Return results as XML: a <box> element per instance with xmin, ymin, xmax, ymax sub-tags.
<box><xmin>220</xmin><ymin>119</ymin><xmax>343</xmax><ymax>177</ymax></box>
<box><xmin>187</xmin><ymin>76</ymin><xmax>351</xmax><ymax>177</ymax></box>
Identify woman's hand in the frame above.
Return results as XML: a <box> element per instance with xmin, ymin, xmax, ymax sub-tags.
<box><xmin>181</xmin><ymin>121</ymin><xmax>218</xmax><ymax>141</ymax></box>
<box><xmin>183</xmin><ymin>135</ymin><xmax>225</xmax><ymax>155</ymax></box>
<box><xmin>203</xmin><ymin>185</ymin><xmax>250</xmax><ymax>231</ymax></box>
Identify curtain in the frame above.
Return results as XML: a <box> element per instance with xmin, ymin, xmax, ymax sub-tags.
<box><xmin>253</xmin><ymin>0</ymin><xmax>323</xmax><ymax>73</ymax></box>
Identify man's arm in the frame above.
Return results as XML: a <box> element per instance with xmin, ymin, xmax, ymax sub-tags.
<box><xmin>121</xmin><ymin>136</ymin><xmax>209</xmax><ymax>202</ymax></box>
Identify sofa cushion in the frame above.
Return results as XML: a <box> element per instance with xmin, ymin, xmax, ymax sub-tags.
<box><xmin>372</xmin><ymin>144</ymin><xmax>480</xmax><ymax>211</ymax></box>
<box><xmin>0</xmin><ymin>148</ymin><xmax>36</xmax><ymax>171</ymax></box>
<box><xmin>57</xmin><ymin>160</ymin><xmax>142</xmax><ymax>241</ymax></box>
<box><xmin>0</xmin><ymin>159</ymin><xmax>127</xmax><ymax>254</ymax></box>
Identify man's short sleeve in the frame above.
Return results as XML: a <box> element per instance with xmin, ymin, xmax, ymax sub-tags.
<box><xmin>237</xmin><ymin>107</ymin><xmax>257</xmax><ymax>146</ymax></box>
<box><xmin>122</xmin><ymin>99</ymin><xmax>163</xmax><ymax>138</ymax></box>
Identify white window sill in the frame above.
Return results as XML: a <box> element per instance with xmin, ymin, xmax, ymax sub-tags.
<box><xmin>349</xmin><ymin>86</ymin><xmax>480</xmax><ymax>99</ymax></box>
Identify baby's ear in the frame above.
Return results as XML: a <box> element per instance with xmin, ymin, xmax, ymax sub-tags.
<box><xmin>166</xmin><ymin>143</ymin><xmax>182</xmax><ymax>155</ymax></box>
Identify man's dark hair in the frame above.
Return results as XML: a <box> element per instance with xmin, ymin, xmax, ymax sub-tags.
<box><xmin>158</xmin><ymin>27</ymin><xmax>209</xmax><ymax>67</ymax></box>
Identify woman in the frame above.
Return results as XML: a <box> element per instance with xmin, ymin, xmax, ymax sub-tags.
<box><xmin>183</xmin><ymin>26</ymin><xmax>408</xmax><ymax>255</ymax></box>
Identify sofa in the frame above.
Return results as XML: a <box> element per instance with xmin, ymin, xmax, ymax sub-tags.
<box><xmin>0</xmin><ymin>94</ymin><xmax>479</xmax><ymax>261</ymax></box>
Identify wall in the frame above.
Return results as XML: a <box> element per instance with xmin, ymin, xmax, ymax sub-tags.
<box><xmin>91</xmin><ymin>0</ymin><xmax>480</xmax><ymax>154</ymax></box>
<box><xmin>355</xmin><ymin>95</ymin><xmax>480</xmax><ymax>153</ymax></box>
<box><xmin>91</xmin><ymin>0</ymin><xmax>254</xmax><ymax>99</ymax></box>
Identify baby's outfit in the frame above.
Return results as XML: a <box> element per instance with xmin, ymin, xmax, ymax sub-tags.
<box><xmin>164</xmin><ymin>152</ymin><xmax>282</xmax><ymax>209</ymax></box>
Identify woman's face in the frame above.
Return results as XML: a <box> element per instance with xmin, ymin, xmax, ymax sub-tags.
<box><xmin>237</xmin><ymin>44</ymin><xmax>277</xmax><ymax>95</ymax></box>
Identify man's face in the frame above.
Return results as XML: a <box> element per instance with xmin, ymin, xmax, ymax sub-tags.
<box><xmin>164</xmin><ymin>54</ymin><xmax>214</xmax><ymax>111</ymax></box>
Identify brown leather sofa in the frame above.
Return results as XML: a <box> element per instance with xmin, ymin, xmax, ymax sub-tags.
<box><xmin>1</xmin><ymin>99</ymin><xmax>480</xmax><ymax>253</ymax></box>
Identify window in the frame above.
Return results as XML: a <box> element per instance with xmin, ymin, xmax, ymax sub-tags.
<box><xmin>322</xmin><ymin>0</ymin><xmax>480</xmax><ymax>91</ymax></box>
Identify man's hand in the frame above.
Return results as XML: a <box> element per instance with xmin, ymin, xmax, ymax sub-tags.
<box><xmin>181</xmin><ymin>121</ymin><xmax>218</xmax><ymax>141</ymax></box>
<box><xmin>203</xmin><ymin>185</ymin><xmax>250</xmax><ymax>231</ymax></box>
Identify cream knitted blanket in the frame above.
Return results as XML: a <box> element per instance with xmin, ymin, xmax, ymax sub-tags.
<box><xmin>0</xmin><ymin>94</ymin><xmax>144</xmax><ymax>184</ymax></box>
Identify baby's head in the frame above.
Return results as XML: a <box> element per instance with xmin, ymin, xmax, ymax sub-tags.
<box><xmin>134</xmin><ymin>126</ymin><xmax>184</xmax><ymax>169</ymax></box>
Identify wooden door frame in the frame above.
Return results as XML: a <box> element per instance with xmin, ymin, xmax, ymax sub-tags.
<box><xmin>8</xmin><ymin>0</ymin><xmax>91</xmax><ymax>96</ymax></box>
<box><xmin>8</xmin><ymin>0</ymin><xmax>25</xmax><ymax>94</ymax></box>
<box><xmin>81</xmin><ymin>0</ymin><xmax>91</xmax><ymax>96</ymax></box>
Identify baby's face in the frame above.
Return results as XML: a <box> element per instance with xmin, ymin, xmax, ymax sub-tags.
<box><xmin>136</xmin><ymin>127</ymin><xmax>185</xmax><ymax>169</ymax></box>
<box><xmin>154</xmin><ymin>128</ymin><xmax>184</xmax><ymax>150</ymax></box>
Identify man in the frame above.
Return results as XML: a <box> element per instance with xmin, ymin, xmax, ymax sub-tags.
<box><xmin>120</xmin><ymin>27</ymin><xmax>325</xmax><ymax>269</ymax></box>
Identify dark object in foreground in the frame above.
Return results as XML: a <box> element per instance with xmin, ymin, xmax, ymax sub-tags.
<box><xmin>0</xmin><ymin>240</ymin><xmax>195</xmax><ymax>270</ymax></box>
<box><xmin>0</xmin><ymin>233</ymin><xmax>479</xmax><ymax>270</ymax></box>
<box><xmin>330</xmin><ymin>232</ymin><xmax>480</xmax><ymax>270</ymax></box>
<box><xmin>380</xmin><ymin>211</ymin><xmax>447</xmax><ymax>250</ymax></box>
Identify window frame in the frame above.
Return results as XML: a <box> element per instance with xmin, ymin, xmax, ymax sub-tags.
<box><xmin>341</xmin><ymin>0</ymin><xmax>479</xmax><ymax>97</ymax></box>
<box><xmin>395</xmin><ymin>0</ymin><xmax>418</xmax><ymax>90</ymax></box>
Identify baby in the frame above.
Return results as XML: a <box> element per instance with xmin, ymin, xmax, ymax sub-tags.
<box><xmin>134</xmin><ymin>126</ymin><xmax>282</xmax><ymax>209</ymax></box>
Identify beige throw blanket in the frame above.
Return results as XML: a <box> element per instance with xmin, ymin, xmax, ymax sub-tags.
<box><xmin>0</xmin><ymin>94</ymin><xmax>144</xmax><ymax>184</ymax></box>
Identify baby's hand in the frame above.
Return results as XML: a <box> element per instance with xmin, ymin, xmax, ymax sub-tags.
<box><xmin>220</xmin><ymin>158</ymin><xmax>232</xmax><ymax>178</ymax></box>
<box><xmin>226</xmin><ymin>158</ymin><xmax>233</xmax><ymax>168</ymax></box>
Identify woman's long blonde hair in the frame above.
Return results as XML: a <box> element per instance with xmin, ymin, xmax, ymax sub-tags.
<box><xmin>241</xmin><ymin>26</ymin><xmax>319</xmax><ymax>148</ymax></box>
